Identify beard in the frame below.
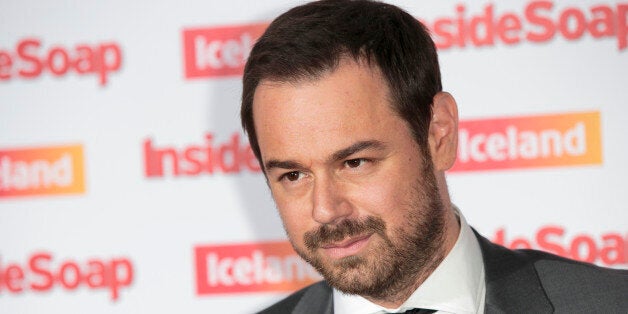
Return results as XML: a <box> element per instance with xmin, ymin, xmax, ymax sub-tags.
<box><xmin>289</xmin><ymin>163</ymin><xmax>447</xmax><ymax>301</ymax></box>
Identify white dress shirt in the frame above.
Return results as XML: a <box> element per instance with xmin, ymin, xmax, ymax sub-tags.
<box><xmin>333</xmin><ymin>208</ymin><xmax>486</xmax><ymax>314</ymax></box>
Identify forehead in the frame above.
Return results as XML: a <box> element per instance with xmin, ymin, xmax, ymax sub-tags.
<box><xmin>252</xmin><ymin>59</ymin><xmax>404</xmax><ymax>162</ymax></box>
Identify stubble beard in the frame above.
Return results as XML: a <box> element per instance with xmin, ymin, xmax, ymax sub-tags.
<box><xmin>289</xmin><ymin>165</ymin><xmax>447</xmax><ymax>303</ymax></box>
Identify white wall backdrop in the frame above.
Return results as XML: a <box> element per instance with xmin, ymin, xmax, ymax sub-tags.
<box><xmin>1</xmin><ymin>0</ymin><xmax>626</xmax><ymax>313</ymax></box>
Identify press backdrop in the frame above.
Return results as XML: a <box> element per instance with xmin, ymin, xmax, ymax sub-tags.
<box><xmin>1</xmin><ymin>0</ymin><xmax>627</xmax><ymax>313</ymax></box>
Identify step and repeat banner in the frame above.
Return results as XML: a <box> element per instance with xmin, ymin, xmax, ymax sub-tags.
<box><xmin>1</xmin><ymin>0</ymin><xmax>627</xmax><ymax>313</ymax></box>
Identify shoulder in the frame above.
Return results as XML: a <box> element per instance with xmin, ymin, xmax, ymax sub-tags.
<box><xmin>475</xmin><ymin>228</ymin><xmax>627</xmax><ymax>283</ymax></box>
<box><xmin>257</xmin><ymin>281</ymin><xmax>332</xmax><ymax>314</ymax></box>
<box><xmin>477</xmin><ymin>232</ymin><xmax>628</xmax><ymax>311</ymax></box>
<box><xmin>525</xmin><ymin>249</ymin><xmax>628</xmax><ymax>310</ymax></box>
<box><xmin>515</xmin><ymin>246</ymin><xmax>628</xmax><ymax>281</ymax></box>
<box><xmin>500</xmin><ymin>242</ymin><xmax>627</xmax><ymax>290</ymax></box>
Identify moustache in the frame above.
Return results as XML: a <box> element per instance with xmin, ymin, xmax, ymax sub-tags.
<box><xmin>303</xmin><ymin>216</ymin><xmax>386</xmax><ymax>252</ymax></box>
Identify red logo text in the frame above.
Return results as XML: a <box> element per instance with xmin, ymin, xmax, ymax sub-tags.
<box><xmin>451</xmin><ymin>111</ymin><xmax>602</xmax><ymax>172</ymax></box>
<box><xmin>143</xmin><ymin>132</ymin><xmax>261</xmax><ymax>177</ymax></box>
<box><xmin>183</xmin><ymin>23</ymin><xmax>267</xmax><ymax>79</ymax></box>
<box><xmin>0</xmin><ymin>38</ymin><xmax>122</xmax><ymax>85</ymax></box>
<box><xmin>195</xmin><ymin>241</ymin><xmax>320</xmax><ymax>294</ymax></box>
<box><xmin>0</xmin><ymin>252</ymin><xmax>134</xmax><ymax>301</ymax></box>
<box><xmin>493</xmin><ymin>226</ymin><xmax>627</xmax><ymax>267</ymax></box>
<box><xmin>424</xmin><ymin>1</ymin><xmax>628</xmax><ymax>50</ymax></box>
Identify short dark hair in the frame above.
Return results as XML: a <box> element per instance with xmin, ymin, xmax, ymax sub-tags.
<box><xmin>241</xmin><ymin>0</ymin><xmax>442</xmax><ymax>169</ymax></box>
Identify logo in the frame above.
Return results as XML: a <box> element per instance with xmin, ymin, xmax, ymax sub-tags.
<box><xmin>183</xmin><ymin>23</ymin><xmax>267</xmax><ymax>79</ymax></box>
<box><xmin>0</xmin><ymin>145</ymin><xmax>85</xmax><ymax>198</ymax></box>
<box><xmin>143</xmin><ymin>132</ymin><xmax>261</xmax><ymax>178</ymax></box>
<box><xmin>0</xmin><ymin>252</ymin><xmax>134</xmax><ymax>300</ymax></box>
<box><xmin>0</xmin><ymin>38</ymin><xmax>122</xmax><ymax>86</ymax></box>
<box><xmin>180</xmin><ymin>2</ymin><xmax>627</xmax><ymax>79</ymax></box>
<box><xmin>423</xmin><ymin>1</ymin><xmax>628</xmax><ymax>50</ymax></box>
<box><xmin>493</xmin><ymin>226</ymin><xmax>627</xmax><ymax>267</ymax></box>
<box><xmin>450</xmin><ymin>111</ymin><xmax>602</xmax><ymax>172</ymax></box>
<box><xmin>195</xmin><ymin>241</ymin><xmax>320</xmax><ymax>295</ymax></box>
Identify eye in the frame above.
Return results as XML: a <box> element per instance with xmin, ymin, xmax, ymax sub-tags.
<box><xmin>280</xmin><ymin>171</ymin><xmax>303</xmax><ymax>182</ymax></box>
<box><xmin>344</xmin><ymin>158</ymin><xmax>367</xmax><ymax>168</ymax></box>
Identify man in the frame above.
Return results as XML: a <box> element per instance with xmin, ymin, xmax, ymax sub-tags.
<box><xmin>240</xmin><ymin>1</ymin><xmax>628</xmax><ymax>313</ymax></box>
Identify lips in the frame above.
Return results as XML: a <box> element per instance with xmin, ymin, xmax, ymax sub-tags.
<box><xmin>320</xmin><ymin>233</ymin><xmax>373</xmax><ymax>259</ymax></box>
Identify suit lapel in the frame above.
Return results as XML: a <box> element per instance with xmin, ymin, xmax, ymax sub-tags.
<box><xmin>293</xmin><ymin>281</ymin><xmax>333</xmax><ymax>314</ymax></box>
<box><xmin>473</xmin><ymin>230</ymin><xmax>553</xmax><ymax>313</ymax></box>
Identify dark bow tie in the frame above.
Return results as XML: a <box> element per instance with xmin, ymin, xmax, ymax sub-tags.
<box><xmin>398</xmin><ymin>309</ymin><xmax>436</xmax><ymax>314</ymax></box>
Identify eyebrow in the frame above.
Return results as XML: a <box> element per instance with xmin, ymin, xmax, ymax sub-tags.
<box><xmin>264</xmin><ymin>140</ymin><xmax>386</xmax><ymax>172</ymax></box>
<box><xmin>329</xmin><ymin>140</ymin><xmax>386</xmax><ymax>163</ymax></box>
<box><xmin>264</xmin><ymin>159</ymin><xmax>306</xmax><ymax>172</ymax></box>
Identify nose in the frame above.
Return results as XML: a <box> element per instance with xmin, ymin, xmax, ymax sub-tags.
<box><xmin>311</xmin><ymin>175</ymin><xmax>353</xmax><ymax>225</ymax></box>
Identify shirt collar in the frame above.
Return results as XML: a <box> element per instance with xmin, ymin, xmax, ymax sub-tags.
<box><xmin>333</xmin><ymin>207</ymin><xmax>486</xmax><ymax>314</ymax></box>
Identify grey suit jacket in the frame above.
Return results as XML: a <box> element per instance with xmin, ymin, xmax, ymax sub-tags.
<box><xmin>258</xmin><ymin>230</ymin><xmax>628</xmax><ymax>313</ymax></box>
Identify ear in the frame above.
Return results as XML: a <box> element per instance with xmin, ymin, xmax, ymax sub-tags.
<box><xmin>428</xmin><ymin>92</ymin><xmax>459</xmax><ymax>171</ymax></box>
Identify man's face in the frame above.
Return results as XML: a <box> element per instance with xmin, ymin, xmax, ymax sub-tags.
<box><xmin>252</xmin><ymin>59</ymin><xmax>446</xmax><ymax>299</ymax></box>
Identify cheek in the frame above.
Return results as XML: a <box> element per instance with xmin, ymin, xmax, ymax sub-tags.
<box><xmin>273</xmin><ymin>192</ymin><xmax>313</xmax><ymax>245</ymax></box>
<box><xmin>349</xmin><ymin>175</ymin><xmax>409</xmax><ymax>219</ymax></box>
